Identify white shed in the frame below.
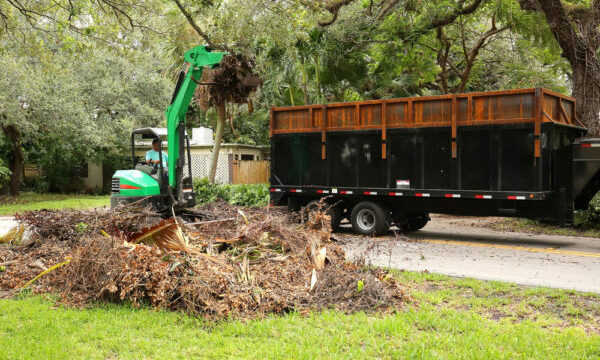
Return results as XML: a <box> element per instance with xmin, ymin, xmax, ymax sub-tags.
<box><xmin>133</xmin><ymin>127</ymin><xmax>269</xmax><ymax>184</ymax></box>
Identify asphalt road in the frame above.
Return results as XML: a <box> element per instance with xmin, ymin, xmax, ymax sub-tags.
<box><xmin>340</xmin><ymin>215</ymin><xmax>600</xmax><ymax>293</ymax></box>
<box><xmin>3</xmin><ymin>214</ymin><xmax>600</xmax><ymax>293</ymax></box>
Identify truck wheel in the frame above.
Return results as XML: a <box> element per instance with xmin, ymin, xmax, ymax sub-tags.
<box><xmin>350</xmin><ymin>201</ymin><xmax>391</xmax><ymax>236</ymax></box>
<box><xmin>395</xmin><ymin>213</ymin><xmax>430</xmax><ymax>232</ymax></box>
<box><xmin>303</xmin><ymin>200</ymin><xmax>342</xmax><ymax>231</ymax></box>
<box><xmin>287</xmin><ymin>197</ymin><xmax>301</xmax><ymax>212</ymax></box>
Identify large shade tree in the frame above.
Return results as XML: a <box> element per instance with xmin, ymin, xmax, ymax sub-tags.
<box><xmin>315</xmin><ymin>0</ymin><xmax>600</xmax><ymax>133</ymax></box>
<box><xmin>0</xmin><ymin>0</ymin><xmax>593</xmax><ymax>196</ymax></box>
<box><xmin>518</xmin><ymin>0</ymin><xmax>600</xmax><ymax>135</ymax></box>
<box><xmin>0</xmin><ymin>39</ymin><xmax>171</xmax><ymax>194</ymax></box>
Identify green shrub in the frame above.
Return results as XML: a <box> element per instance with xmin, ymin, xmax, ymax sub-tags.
<box><xmin>223</xmin><ymin>183</ymin><xmax>270</xmax><ymax>206</ymax></box>
<box><xmin>587</xmin><ymin>192</ymin><xmax>600</xmax><ymax>224</ymax></box>
<box><xmin>22</xmin><ymin>176</ymin><xmax>49</xmax><ymax>193</ymax></box>
<box><xmin>0</xmin><ymin>158</ymin><xmax>11</xmax><ymax>188</ymax></box>
<box><xmin>193</xmin><ymin>178</ymin><xmax>269</xmax><ymax>207</ymax></box>
<box><xmin>193</xmin><ymin>178</ymin><xmax>223</xmax><ymax>205</ymax></box>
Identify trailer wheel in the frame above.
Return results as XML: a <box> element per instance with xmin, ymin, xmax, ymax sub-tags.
<box><xmin>350</xmin><ymin>201</ymin><xmax>391</xmax><ymax>236</ymax></box>
<box><xmin>287</xmin><ymin>197</ymin><xmax>301</xmax><ymax>212</ymax></box>
<box><xmin>303</xmin><ymin>200</ymin><xmax>342</xmax><ymax>231</ymax></box>
<box><xmin>395</xmin><ymin>213</ymin><xmax>430</xmax><ymax>232</ymax></box>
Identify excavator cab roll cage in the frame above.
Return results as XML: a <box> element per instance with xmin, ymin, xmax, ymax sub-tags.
<box><xmin>127</xmin><ymin>127</ymin><xmax>194</xmax><ymax>210</ymax></box>
<box><xmin>130</xmin><ymin>128</ymin><xmax>193</xmax><ymax>186</ymax></box>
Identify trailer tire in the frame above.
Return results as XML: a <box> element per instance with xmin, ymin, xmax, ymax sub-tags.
<box><xmin>303</xmin><ymin>200</ymin><xmax>342</xmax><ymax>231</ymax></box>
<box><xmin>287</xmin><ymin>197</ymin><xmax>301</xmax><ymax>212</ymax></box>
<box><xmin>395</xmin><ymin>213</ymin><xmax>430</xmax><ymax>232</ymax></box>
<box><xmin>350</xmin><ymin>201</ymin><xmax>391</xmax><ymax>236</ymax></box>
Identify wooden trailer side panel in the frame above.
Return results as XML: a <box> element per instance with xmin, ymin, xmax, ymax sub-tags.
<box><xmin>271</xmin><ymin>88</ymin><xmax>577</xmax><ymax>135</ymax></box>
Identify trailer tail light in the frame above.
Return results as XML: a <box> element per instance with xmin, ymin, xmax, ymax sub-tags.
<box><xmin>581</xmin><ymin>143</ymin><xmax>593</xmax><ymax>148</ymax></box>
<box><xmin>507</xmin><ymin>196</ymin><xmax>526</xmax><ymax>200</ymax></box>
<box><xmin>475</xmin><ymin>195</ymin><xmax>492</xmax><ymax>199</ymax></box>
<box><xmin>415</xmin><ymin>193</ymin><xmax>430</xmax><ymax>197</ymax></box>
<box><xmin>317</xmin><ymin>190</ymin><xmax>329</xmax><ymax>194</ymax></box>
<box><xmin>340</xmin><ymin>190</ymin><xmax>353</xmax><ymax>195</ymax></box>
<box><xmin>388</xmin><ymin>192</ymin><xmax>403</xmax><ymax>196</ymax></box>
<box><xmin>363</xmin><ymin>191</ymin><xmax>377</xmax><ymax>195</ymax></box>
<box><xmin>444</xmin><ymin>194</ymin><xmax>460</xmax><ymax>198</ymax></box>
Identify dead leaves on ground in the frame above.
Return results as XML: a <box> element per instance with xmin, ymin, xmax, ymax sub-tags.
<box><xmin>1</xmin><ymin>202</ymin><xmax>409</xmax><ymax>319</ymax></box>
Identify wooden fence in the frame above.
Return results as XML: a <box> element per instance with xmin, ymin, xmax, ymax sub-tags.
<box><xmin>232</xmin><ymin>160</ymin><xmax>270</xmax><ymax>184</ymax></box>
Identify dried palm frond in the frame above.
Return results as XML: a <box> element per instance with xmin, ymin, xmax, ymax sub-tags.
<box><xmin>22</xmin><ymin>256</ymin><xmax>72</xmax><ymax>289</ymax></box>
<box><xmin>129</xmin><ymin>218</ymin><xmax>196</xmax><ymax>254</ymax></box>
<box><xmin>314</xmin><ymin>247</ymin><xmax>327</xmax><ymax>270</ymax></box>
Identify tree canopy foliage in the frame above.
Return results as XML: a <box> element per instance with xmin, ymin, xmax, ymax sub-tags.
<box><xmin>0</xmin><ymin>34</ymin><xmax>170</xmax><ymax>193</ymax></box>
<box><xmin>0</xmin><ymin>0</ymin><xmax>597</xmax><ymax>193</ymax></box>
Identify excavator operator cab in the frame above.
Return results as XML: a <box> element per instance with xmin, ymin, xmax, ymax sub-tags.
<box><xmin>117</xmin><ymin>127</ymin><xmax>195</xmax><ymax>209</ymax></box>
<box><xmin>131</xmin><ymin>127</ymin><xmax>193</xmax><ymax>184</ymax></box>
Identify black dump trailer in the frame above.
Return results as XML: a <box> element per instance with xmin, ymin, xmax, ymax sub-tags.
<box><xmin>269</xmin><ymin>88</ymin><xmax>600</xmax><ymax>235</ymax></box>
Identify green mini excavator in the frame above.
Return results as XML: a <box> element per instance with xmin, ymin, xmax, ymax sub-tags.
<box><xmin>110</xmin><ymin>46</ymin><xmax>227</xmax><ymax>211</ymax></box>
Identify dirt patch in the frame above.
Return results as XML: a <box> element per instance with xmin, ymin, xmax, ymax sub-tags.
<box><xmin>429</xmin><ymin>214</ymin><xmax>505</xmax><ymax>228</ymax></box>
<box><xmin>430</xmin><ymin>213</ymin><xmax>600</xmax><ymax>238</ymax></box>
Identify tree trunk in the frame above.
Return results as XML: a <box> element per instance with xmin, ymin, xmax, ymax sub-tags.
<box><xmin>3</xmin><ymin>125</ymin><xmax>24</xmax><ymax>196</ymax></box>
<box><xmin>572</xmin><ymin>62</ymin><xmax>600</xmax><ymax>136</ymax></box>
<box><xmin>302</xmin><ymin>81</ymin><xmax>309</xmax><ymax>105</ymax></box>
<box><xmin>314</xmin><ymin>54</ymin><xmax>322</xmax><ymax>102</ymax></box>
<box><xmin>208</xmin><ymin>102</ymin><xmax>226</xmax><ymax>183</ymax></box>
<box><xmin>299</xmin><ymin>59</ymin><xmax>309</xmax><ymax>105</ymax></box>
<box><xmin>288</xmin><ymin>87</ymin><xmax>295</xmax><ymax>106</ymax></box>
<box><xmin>518</xmin><ymin>0</ymin><xmax>600</xmax><ymax>136</ymax></box>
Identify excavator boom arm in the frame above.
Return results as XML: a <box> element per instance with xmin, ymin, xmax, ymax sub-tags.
<box><xmin>165</xmin><ymin>46</ymin><xmax>227</xmax><ymax>201</ymax></box>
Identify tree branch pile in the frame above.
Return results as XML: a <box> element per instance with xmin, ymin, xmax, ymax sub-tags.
<box><xmin>0</xmin><ymin>203</ymin><xmax>409</xmax><ymax>318</ymax></box>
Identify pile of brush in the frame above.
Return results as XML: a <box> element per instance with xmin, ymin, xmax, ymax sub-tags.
<box><xmin>0</xmin><ymin>202</ymin><xmax>408</xmax><ymax>318</ymax></box>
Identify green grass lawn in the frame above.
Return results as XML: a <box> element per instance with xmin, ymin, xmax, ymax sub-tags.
<box><xmin>1</xmin><ymin>272</ymin><xmax>599</xmax><ymax>359</ymax></box>
<box><xmin>0</xmin><ymin>192</ymin><xmax>109</xmax><ymax>216</ymax></box>
<box><xmin>490</xmin><ymin>218</ymin><xmax>600</xmax><ymax>238</ymax></box>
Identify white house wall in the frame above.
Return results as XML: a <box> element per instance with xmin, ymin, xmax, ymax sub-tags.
<box><xmin>83</xmin><ymin>162</ymin><xmax>103</xmax><ymax>190</ymax></box>
<box><xmin>134</xmin><ymin>145</ymin><xmax>266</xmax><ymax>184</ymax></box>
